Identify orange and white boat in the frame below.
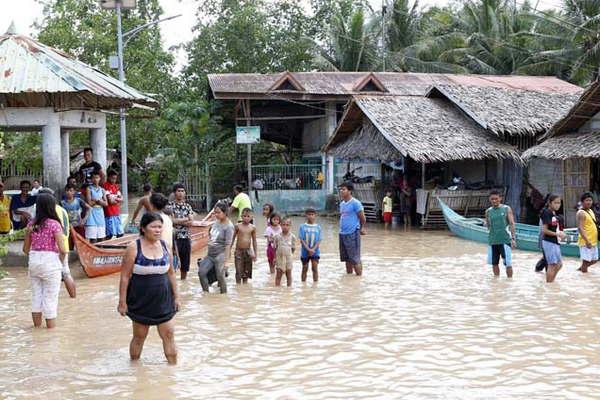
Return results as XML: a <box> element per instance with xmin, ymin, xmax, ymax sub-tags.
<box><xmin>72</xmin><ymin>219</ymin><xmax>213</xmax><ymax>278</ymax></box>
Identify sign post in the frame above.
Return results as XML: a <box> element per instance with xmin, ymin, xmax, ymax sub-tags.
<box><xmin>236</xmin><ymin>126</ymin><xmax>261</xmax><ymax>192</ymax></box>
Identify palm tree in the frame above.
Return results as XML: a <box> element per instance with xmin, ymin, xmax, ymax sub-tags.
<box><xmin>517</xmin><ymin>0</ymin><xmax>600</xmax><ymax>84</ymax></box>
<box><xmin>310</xmin><ymin>7</ymin><xmax>379</xmax><ymax>71</ymax></box>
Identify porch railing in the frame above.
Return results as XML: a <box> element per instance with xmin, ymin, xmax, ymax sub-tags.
<box><xmin>252</xmin><ymin>164</ymin><xmax>326</xmax><ymax>191</ymax></box>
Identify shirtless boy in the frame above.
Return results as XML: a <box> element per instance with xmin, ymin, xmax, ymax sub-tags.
<box><xmin>232</xmin><ymin>208</ymin><xmax>257</xmax><ymax>284</ymax></box>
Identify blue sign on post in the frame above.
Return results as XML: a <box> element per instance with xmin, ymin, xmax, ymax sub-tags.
<box><xmin>236</xmin><ymin>126</ymin><xmax>261</xmax><ymax>144</ymax></box>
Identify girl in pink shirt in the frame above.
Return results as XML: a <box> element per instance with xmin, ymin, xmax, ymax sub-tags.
<box><xmin>264</xmin><ymin>213</ymin><xmax>282</xmax><ymax>274</ymax></box>
<box><xmin>23</xmin><ymin>194</ymin><xmax>67</xmax><ymax>329</ymax></box>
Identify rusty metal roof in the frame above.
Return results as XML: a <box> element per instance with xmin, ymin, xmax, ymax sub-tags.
<box><xmin>208</xmin><ymin>72</ymin><xmax>582</xmax><ymax>100</ymax></box>
<box><xmin>0</xmin><ymin>32</ymin><xmax>157</xmax><ymax>109</ymax></box>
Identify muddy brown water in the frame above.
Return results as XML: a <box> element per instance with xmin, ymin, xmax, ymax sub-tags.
<box><xmin>2</xmin><ymin>217</ymin><xmax>600</xmax><ymax>399</ymax></box>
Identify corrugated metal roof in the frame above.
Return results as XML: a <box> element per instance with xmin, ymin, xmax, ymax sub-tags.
<box><xmin>0</xmin><ymin>33</ymin><xmax>157</xmax><ymax>109</ymax></box>
<box><xmin>208</xmin><ymin>71</ymin><xmax>583</xmax><ymax>98</ymax></box>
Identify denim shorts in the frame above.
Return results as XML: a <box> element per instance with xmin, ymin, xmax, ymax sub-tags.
<box><xmin>542</xmin><ymin>240</ymin><xmax>562</xmax><ymax>264</ymax></box>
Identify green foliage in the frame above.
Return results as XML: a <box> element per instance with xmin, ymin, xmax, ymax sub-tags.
<box><xmin>36</xmin><ymin>0</ymin><xmax>178</xmax><ymax>190</ymax></box>
<box><xmin>0</xmin><ymin>229</ymin><xmax>26</xmax><ymax>257</ymax></box>
<box><xmin>10</xmin><ymin>0</ymin><xmax>598</xmax><ymax>195</ymax></box>
<box><xmin>1</xmin><ymin>132</ymin><xmax>43</xmax><ymax>172</ymax></box>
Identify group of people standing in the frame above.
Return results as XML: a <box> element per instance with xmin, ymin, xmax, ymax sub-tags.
<box><xmin>116</xmin><ymin>181</ymin><xmax>366</xmax><ymax>364</ymax></box>
<box><xmin>17</xmin><ymin>172</ymin><xmax>368</xmax><ymax>364</ymax></box>
<box><xmin>485</xmin><ymin>190</ymin><xmax>598</xmax><ymax>283</ymax></box>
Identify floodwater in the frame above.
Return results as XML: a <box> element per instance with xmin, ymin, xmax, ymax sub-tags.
<box><xmin>2</xmin><ymin>217</ymin><xmax>600</xmax><ymax>399</ymax></box>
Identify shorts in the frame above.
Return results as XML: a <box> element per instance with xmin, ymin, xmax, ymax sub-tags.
<box><xmin>234</xmin><ymin>248</ymin><xmax>253</xmax><ymax>280</ymax></box>
<box><xmin>105</xmin><ymin>215</ymin><xmax>124</xmax><ymax>237</ymax></box>
<box><xmin>542</xmin><ymin>240</ymin><xmax>562</xmax><ymax>264</ymax></box>
<box><xmin>487</xmin><ymin>244</ymin><xmax>512</xmax><ymax>267</ymax></box>
<box><xmin>579</xmin><ymin>245</ymin><xmax>599</xmax><ymax>262</ymax></box>
<box><xmin>267</xmin><ymin>243</ymin><xmax>276</xmax><ymax>264</ymax></box>
<box><xmin>339</xmin><ymin>230</ymin><xmax>361</xmax><ymax>265</ymax></box>
<box><xmin>85</xmin><ymin>225</ymin><xmax>105</xmax><ymax>240</ymax></box>
<box><xmin>301</xmin><ymin>255</ymin><xmax>320</xmax><ymax>264</ymax></box>
<box><xmin>383</xmin><ymin>212</ymin><xmax>392</xmax><ymax>223</ymax></box>
<box><xmin>276</xmin><ymin>248</ymin><xmax>294</xmax><ymax>272</ymax></box>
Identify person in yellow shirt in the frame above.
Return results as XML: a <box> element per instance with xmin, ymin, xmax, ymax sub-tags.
<box><xmin>0</xmin><ymin>181</ymin><xmax>12</xmax><ymax>234</ymax></box>
<box><xmin>382</xmin><ymin>189</ymin><xmax>393</xmax><ymax>229</ymax></box>
<box><xmin>577</xmin><ymin>192</ymin><xmax>598</xmax><ymax>273</ymax></box>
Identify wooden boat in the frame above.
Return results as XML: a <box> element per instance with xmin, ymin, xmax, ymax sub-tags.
<box><xmin>72</xmin><ymin>219</ymin><xmax>213</xmax><ymax>278</ymax></box>
<box><xmin>438</xmin><ymin>198</ymin><xmax>581</xmax><ymax>258</ymax></box>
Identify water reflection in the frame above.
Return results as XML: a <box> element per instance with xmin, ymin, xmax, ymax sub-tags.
<box><xmin>1</xmin><ymin>217</ymin><xmax>600</xmax><ymax>399</ymax></box>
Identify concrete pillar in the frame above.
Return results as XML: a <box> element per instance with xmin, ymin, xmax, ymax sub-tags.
<box><xmin>327</xmin><ymin>155</ymin><xmax>335</xmax><ymax>194</ymax></box>
<box><xmin>42</xmin><ymin>115</ymin><xmax>62</xmax><ymax>192</ymax></box>
<box><xmin>325</xmin><ymin>102</ymin><xmax>338</xmax><ymax>194</ymax></box>
<box><xmin>90</xmin><ymin>126</ymin><xmax>107</xmax><ymax>171</ymax></box>
<box><xmin>61</xmin><ymin>130</ymin><xmax>70</xmax><ymax>186</ymax></box>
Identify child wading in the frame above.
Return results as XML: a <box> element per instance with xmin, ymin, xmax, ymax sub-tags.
<box><xmin>541</xmin><ymin>194</ymin><xmax>565</xmax><ymax>283</ymax></box>
<box><xmin>576</xmin><ymin>192</ymin><xmax>598</xmax><ymax>273</ymax></box>
<box><xmin>232</xmin><ymin>208</ymin><xmax>257</xmax><ymax>284</ymax></box>
<box><xmin>485</xmin><ymin>190</ymin><xmax>516</xmax><ymax>278</ymax></box>
<box><xmin>299</xmin><ymin>208</ymin><xmax>322</xmax><ymax>282</ymax></box>
<box><xmin>274</xmin><ymin>217</ymin><xmax>296</xmax><ymax>287</ymax></box>
<box><xmin>382</xmin><ymin>190</ymin><xmax>393</xmax><ymax>229</ymax></box>
<box><xmin>265</xmin><ymin>213</ymin><xmax>282</xmax><ymax>274</ymax></box>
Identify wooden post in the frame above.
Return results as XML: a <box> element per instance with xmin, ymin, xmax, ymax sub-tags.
<box><xmin>421</xmin><ymin>162</ymin><xmax>426</xmax><ymax>190</ymax></box>
<box><xmin>205</xmin><ymin>157</ymin><xmax>211</xmax><ymax>212</ymax></box>
<box><xmin>244</xmin><ymin>100</ymin><xmax>252</xmax><ymax>194</ymax></box>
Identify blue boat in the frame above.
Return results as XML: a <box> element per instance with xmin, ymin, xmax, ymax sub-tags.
<box><xmin>438</xmin><ymin>198</ymin><xmax>581</xmax><ymax>258</ymax></box>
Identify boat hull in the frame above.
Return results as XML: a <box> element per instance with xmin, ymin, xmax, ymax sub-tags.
<box><xmin>439</xmin><ymin>199</ymin><xmax>581</xmax><ymax>258</ymax></box>
<box><xmin>72</xmin><ymin>221</ymin><xmax>212</xmax><ymax>278</ymax></box>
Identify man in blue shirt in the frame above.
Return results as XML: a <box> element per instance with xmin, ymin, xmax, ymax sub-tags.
<box><xmin>338</xmin><ymin>182</ymin><xmax>367</xmax><ymax>275</ymax></box>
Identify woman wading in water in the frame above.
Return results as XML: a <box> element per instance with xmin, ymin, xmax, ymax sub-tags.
<box><xmin>23</xmin><ymin>194</ymin><xmax>68</xmax><ymax>328</ymax></box>
<box><xmin>118</xmin><ymin>213</ymin><xmax>180</xmax><ymax>364</ymax></box>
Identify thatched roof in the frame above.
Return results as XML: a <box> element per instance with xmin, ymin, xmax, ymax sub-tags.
<box><xmin>0</xmin><ymin>32</ymin><xmax>157</xmax><ymax>109</ymax></box>
<box><xmin>427</xmin><ymin>85</ymin><xmax>581</xmax><ymax>137</ymax></box>
<box><xmin>323</xmin><ymin>96</ymin><xmax>522</xmax><ymax>163</ymax></box>
<box><xmin>546</xmin><ymin>79</ymin><xmax>600</xmax><ymax>138</ymax></box>
<box><xmin>522</xmin><ymin>131</ymin><xmax>600</xmax><ymax>160</ymax></box>
<box><xmin>208</xmin><ymin>72</ymin><xmax>581</xmax><ymax>101</ymax></box>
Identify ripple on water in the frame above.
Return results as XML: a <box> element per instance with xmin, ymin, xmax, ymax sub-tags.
<box><xmin>2</xmin><ymin>218</ymin><xmax>600</xmax><ymax>399</ymax></box>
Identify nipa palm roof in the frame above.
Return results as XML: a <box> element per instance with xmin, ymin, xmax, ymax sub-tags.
<box><xmin>427</xmin><ymin>85</ymin><xmax>580</xmax><ymax>137</ymax></box>
<box><xmin>208</xmin><ymin>71</ymin><xmax>582</xmax><ymax>99</ymax></box>
<box><xmin>0</xmin><ymin>32</ymin><xmax>157</xmax><ymax>109</ymax></box>
<box><xmin>545</xmin><ymin>79</ymin><xmax>600</xmax><ymax>138</ymax></box>
<box><xmin>323</xmin><ymin>95</ymin><xmax>522</xmax><ymax>163</ymax></box>
<box><xmin>522</xmin><ymin>130</ymin><xmax>600</xmax><ymax>160</ymax></box>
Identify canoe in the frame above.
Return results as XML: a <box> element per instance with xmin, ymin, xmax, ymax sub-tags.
<box><xmin>438</xmin><ymin>198</ymin><xmax>581</xmax><ymax>258</ymax></box>
<box><xmin>72</xmin><ymin>220</ymin><xmax>213</xmax><ymax>278</ymax></box>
